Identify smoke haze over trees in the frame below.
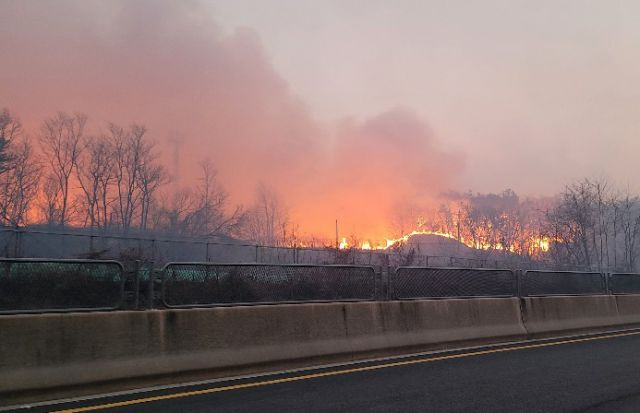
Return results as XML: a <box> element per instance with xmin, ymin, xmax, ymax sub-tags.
<box><xmin>1</xmin><ymin>107</ymin><xmax>640</xmax><ymax>271</ymax></box>
<box><xmin>0</xmin><ymin>0</ymin><xmax>465</xmax><ymax>240</ymax></box>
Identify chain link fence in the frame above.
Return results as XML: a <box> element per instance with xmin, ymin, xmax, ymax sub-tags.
<box><xmin>161</xmin><ymin>263</ymin><xmax>377</xmax><ymax>307</ymax></box>
<box><xmin>521</xmin><ymin>270</ymin><xmax>606</xmax><ymax>296</ymax></box>
<box><xmin>609</xmin><ymin>273</ymin><xmax>640</xmax><ymax>295</ymax></box>
<box><xmin>393</xmin><ymin>267</ymin><xmax>517</xmax><ymax>299</ymax></box>
<box><xmin>0</xmin><ymin>259</ymin><xmax>125</xmax><ymax>313</ymax></box>
<box><xmin>5</xmin><ymin>256</ymin><xmax>640</xmax><ymax>314</ymax></box>
<box><xmin>0</xmin><ymin>228</ymin><xmax>527</xmax><ymax>269</ymax></box>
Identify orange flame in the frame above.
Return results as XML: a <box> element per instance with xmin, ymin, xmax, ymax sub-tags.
<box><xmin>349</xmin><ymin>229</ymin><xmax>552</xmax><ymax>254</ymax></box>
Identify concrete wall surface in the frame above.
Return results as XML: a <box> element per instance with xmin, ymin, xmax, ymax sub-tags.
<box><xmin>519</xmin><ymin>295</ymin><xmax>640</xmax><ymax>335</ymax></box>
<box><xmin>613</xmin><ymin>295</ymin><xmax>640</xmax><ymax>325</ymax></box>
<box><xmin>4</xmin><ymin>295</ymin><xmax>640</xmax><ymax>405</ymax></box>
<box><xmin>522</xmin><ymin>295</ymin><xmax>621</xmax><ymax>334</ymax></box>
<box><xmin>0</xmin><ymin>298</ymin><xmax>525</xmax><ymax>403</ymax></box>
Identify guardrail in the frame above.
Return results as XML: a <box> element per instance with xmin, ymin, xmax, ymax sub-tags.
<box><xmin>160</xmin><ymin>263</ymin><xmax>378</xmax><ymax>307</ymax></box>
<box><xmin>521</xmin><ymin>270</ymin><xmax>606</xmax><ymax>296</ymax></box>
<box><xmin>393</xmin><ymin>267</ymin><xmax>517</xmax><ymax>299</ymax></box>
<box><xmin>0</xmin><ymin>258</ymin><xmax>125</xmax><ymax>314</ymax></box>
<box><xmin>4</xmin><ymin>258</ymin><xmax>640</xmax><ymax>314</ymax></box>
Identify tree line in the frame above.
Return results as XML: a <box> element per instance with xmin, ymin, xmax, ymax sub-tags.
<box><xmin>0</xmin><ymin>109</ymin><xmax>293</xmax><ymax>245</ymax></box>
<box><xmin>2</xmin><ymin>108</ymin><xmax>640</xmax><ymax>271</ymax></box>
<box><xmin>391</xmin><ymin>181</ymin><xmax>640</xmax><ymax>272</ymax></box>
<box><xmin>546</xmin><ymin>179</ymin><xmax>640</xmax><ymax>272</ymax></box>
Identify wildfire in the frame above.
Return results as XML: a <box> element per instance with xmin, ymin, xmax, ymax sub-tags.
<box><xmin>384</xmin><ymin>230</ymin><xmax>458</xmax><ymax>249</ymax></box>
<box><xmin>343</xmin><ymin>230</ymin><xmax>552</xmax><ymax>255</ymax></box>
<box><xmin>353</xmin><ymin>230</ymin><xmax>463</xmax><ymax>251</ymax></box>
<box><xmin>532</xmin><ymin>237</ymin><xmax>551</xmax><ymax>253</ymax></box>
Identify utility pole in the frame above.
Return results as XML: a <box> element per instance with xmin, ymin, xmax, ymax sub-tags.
<box><xmin>334</xmin><ymin>219</ymin><xmax>339</xmax><ymax>263</ymax></box>
<box><xmin>456</xmin><ymin>209</ymin><xmax>461</xmax><ymax>253</ymax></box>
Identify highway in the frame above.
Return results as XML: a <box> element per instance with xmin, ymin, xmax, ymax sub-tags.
<box><xmin>16</xmin><ymin>330</ymin><xmax>640</xmax><ymax>413</ymax></box>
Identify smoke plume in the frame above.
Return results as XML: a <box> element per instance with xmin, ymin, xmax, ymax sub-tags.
<box><xmin>0</xmin><ymin>0</ymin><xmax>464</xmax><ymax>241</ymax></box>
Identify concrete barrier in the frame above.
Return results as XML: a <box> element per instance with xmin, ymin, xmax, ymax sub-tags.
<box><xmin>521</xmin><ymin>295</ymin><xmax>621</xmax><ymax>334</ymax></box>
<box><xmin>614</xmin><ymin>294</ymin><xmax>640</xmax><ymax>325</ymax></box>
<box><xmin>344</xmin><ymin>299</ymin><xmax>526</xmax><ymax>355</ymax></box>
<box><xmin>7</xmin><ymin>294</ymin><xmax>640</xmax><ymax>406</ymax></box>
<box><xmin>0</xmin><ymin>298</ymin><xmax>525</xmax><ymax>404</ymax></box>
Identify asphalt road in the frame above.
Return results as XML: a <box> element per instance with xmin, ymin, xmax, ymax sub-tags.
<box><xmin>15</xmin><ymin>330</ymin><xmax>640</xmax><ymax>413</ymax></box>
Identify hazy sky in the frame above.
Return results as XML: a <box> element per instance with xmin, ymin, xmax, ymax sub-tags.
<box><xmin>211</xmin><ymin>0</ymin><xmax>640</xmax><ymax>193</ymax></box>
<box><xmin>2</xmin><ymin>0</ymin><xmax>640</xmax><ymax>239</ymax></box>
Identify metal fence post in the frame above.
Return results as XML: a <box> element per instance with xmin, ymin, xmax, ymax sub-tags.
<box><xmin>389</xmin><ymin>263</ymin><xmax>395</xmax><ymax>300</ymax></box>
<box><xmin>147</xmin><ymin>261</ymin><xmax>156</xmax><ymax>309</ymax></box>
<box><xmin>133</xmin><ymin>260</ymin><xmax>140</xmax><ymax>310</ymax></box>
<box><xmin>373</xmin><ymin>266</ymin><xmax>378</xmax><ymax>300</ymax></box>
<box><xmin>13</xmin><ymin>229</ymin><xmax>21</xmax><ymax>258</ymax></box>
<box><xmin>384</xmin><ymin>254</ymin><xmax>392</xmax><ymax>300</ymax></box>
<box><xmin>151</xmin><ymin>239</ymin><xmax>156</xmax><ymax>263</ymax></box>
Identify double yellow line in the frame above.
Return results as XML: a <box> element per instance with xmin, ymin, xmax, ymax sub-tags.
<box><xmin>53</xmin><ymin>330</ymin><xmax>640</xmax><ymax>412</ymax></box>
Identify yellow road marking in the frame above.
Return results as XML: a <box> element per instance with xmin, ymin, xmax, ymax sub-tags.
<box><xmin>53</xmin><ymin>330</ymin><xmax>640</xmax><ymax>412</ymax></box>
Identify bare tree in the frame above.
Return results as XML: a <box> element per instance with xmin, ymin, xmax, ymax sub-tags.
<box><xmin>0</xmin><ymin>137</ymin><xmax>41</xmax><ymax>226</ymax></box>
<box><xmin>76</xmin><ymin>136</ymin><xmax>115</xmax><ymax>229</ymax></box>
<box><xmin>38</xmin><ymin>112</ymin><xmax>86</xmax><ymax>226</ymax></box>
<box><xmin>154</xmin><ymin>189</ymin><xmax>195</xmax><ymax>235</ymax></box>
<box><xmin>111</xmin><ymin>124</ymin><xmax>138</xmax><ymax>230</ymax></box>
<box><xmin>435</xmin><ymin>190</ymin><xmax>550</xmax><ymax>266</ymax></box>
<box><xmin>243</xmin><ymin>183</ymin><xmax>292</xmax><ymax>246</ymax></box>
<box><xmin>39</xmin><ymin>174</ymin><xmax>62</xmax><ymax>225</ymax></box>
<box><xmin>543</xmin><ymin>178</ymin><xmax>628</xmax><ymax>271</ymax></box>
<box><xmin>618</xmin><ymin>191</ymin><xmax>640</xmax><ymax>271</ymax></box>
<box><xmin>460</xmin><ymin>197</ymin><xmax>497</xmax><ymax>257</ymax></box>
<box><xmin>110</xmin><ymin>123</ymin><xmax>161</xmax><ymax>232</ymax></box>
<box><xmin>190</xmin><ymin>159</ymin><xmax>244</xmax><ymax>236</ymax></box>
<box><xmin>138</xmin><ymin>161</ymin><xmax>168</xmax><ymax>231</ymax></box>
<box><xmin>589</xmin><ymin>178</ymin><xmax>610</xmax><ymax>271</ymax></box>
<box><xmin>152</xmin><ymin>160</ymin><xmax>244</xmax><ymax>237</ymax></box>
<box><xmin>0</xmin><ymin>109</ymin><xmax>19</xmax><ymax>174</ymax></box>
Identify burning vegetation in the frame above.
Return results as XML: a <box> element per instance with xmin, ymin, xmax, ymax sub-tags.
<box><xmin>339</xmin><ymin>190</ymin><xmax>551</xmax><ymax>256</ymax></box>
<box><xmin>0</xmin><ymin>109</ymin><xmax>639</xmax><ymax>272</ymax></box>
<box><xmin>338</xmin><ymin>185</ymin><xmax>640</xmax><ymax>273</ymax></box>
